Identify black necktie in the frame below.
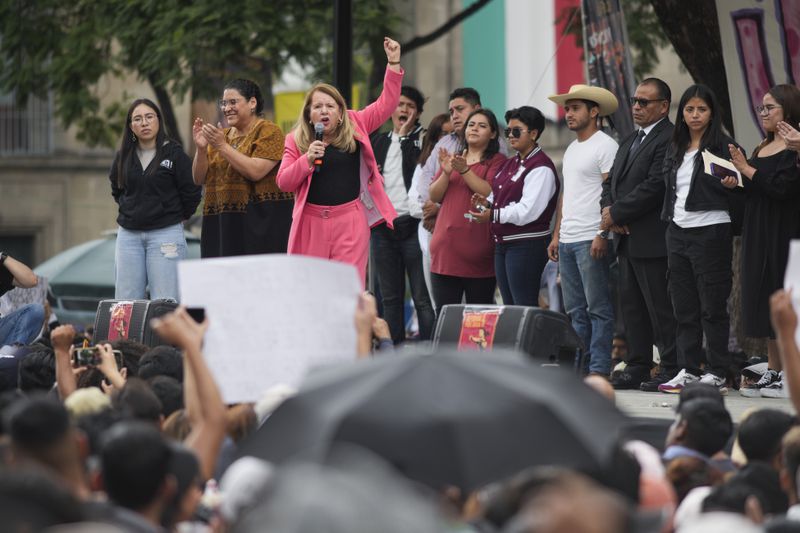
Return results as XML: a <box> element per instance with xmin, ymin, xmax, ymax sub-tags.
<box><xmin>629</xmin><ymin>129</ymin><xmax>646</xmax><ymax>155</ymax></box>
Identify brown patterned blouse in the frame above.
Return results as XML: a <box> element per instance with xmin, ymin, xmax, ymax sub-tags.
<box><xmin>202</xmin><ymin>119</ymin><xmax>293</xmax><ymax>216</ymax></box>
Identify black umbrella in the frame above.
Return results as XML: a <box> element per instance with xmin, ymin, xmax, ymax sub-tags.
<box><xmin>240</xmin><ymin>350</ymin><xmax>629</xmax><ymax>492</ymax></box>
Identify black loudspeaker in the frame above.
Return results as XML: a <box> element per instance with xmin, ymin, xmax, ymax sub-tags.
<box><xmin>93</xmin><ymin>299</ymin><xmax>178</xmax><ymax>347</ymax></box>
<box><xmin>432</xmin><ymin>304</ymin><xmax>583</xmax><ymax>370</ymax></box>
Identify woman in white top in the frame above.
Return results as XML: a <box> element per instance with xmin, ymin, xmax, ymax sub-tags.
<box><xmin>656</xmin><ymin>85</ymin><xmax>740</xmax><ymax>393</ymax></box>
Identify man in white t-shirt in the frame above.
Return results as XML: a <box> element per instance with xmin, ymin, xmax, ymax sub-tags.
<box><xmin>547</xmin><ymin>85</ymin><xmax>619</xmax><ymax>377</ymax></box>
<box><xmin>369</xmin><ymin>86</ymin><xmax>435</xmax><ymax>344</ymax></box>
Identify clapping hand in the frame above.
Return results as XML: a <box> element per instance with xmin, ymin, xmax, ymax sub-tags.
<box><xmin>438</xmin><ymin>148</ymin><xmax>454</xmax><ymax>175</ymax></box>
<box><xmin>451</xmin><ymin>150</ymin><xmax>469</xmax><ymax>175</ymax></box>
<box><xmin>728</xmin><ymin>144</ymin><xmax>749</xmax><ymax>173</ymax></box>
<box><xmin>777</xmin><ymin>121</ymin><xmax>800</xmax><ymax>152</ymax></box>
<box><xmin>193</xmin><ymin>118</ymin><xmax>208</xmax><ymax>149</ymax></box>
<box><xmin>201</xmin><ymin>122</ymin><xmax>226</xmax><ymax>149</ymax></box>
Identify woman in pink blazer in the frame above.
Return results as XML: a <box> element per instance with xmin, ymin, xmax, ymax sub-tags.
<box><xmin>276</xmin><ymin>37</ymin><xmax>402</xmax><ymax>285</ymax></box>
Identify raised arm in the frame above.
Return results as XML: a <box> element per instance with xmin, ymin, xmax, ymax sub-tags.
<box><xmin>151</xmin><ymin>308</ymin><xmax>227</xmax><ymax>481</ymax></box>
<box><xmin>1</xmin><ymin>254</ymin><xmax>37</xmax><ymax>288</ymax></box>
<box><xmin>771</xmin><ymin>290</ymin><xmax>800</xmax><ymax>414</ymax></box>
<box><xmin>353</xmin><ymin>38</ymin><xmax>404</xmax><ymax>135</ymax></box>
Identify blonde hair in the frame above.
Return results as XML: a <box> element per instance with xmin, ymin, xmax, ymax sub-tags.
<box><xmin>64</xmin><ymin>387</ymin><xmax>112</xmax><ymax>419</ymax></box>
<box><xmin>293</xmin><ymin>83</ymin><xmax>358</xmax><ymax>153</ymax></box>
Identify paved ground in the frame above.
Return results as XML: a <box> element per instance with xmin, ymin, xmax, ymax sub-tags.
<box><xmin>616</xmin><ymin>389</ymin><xmax>795</xmax><ymax>421</ymax></box>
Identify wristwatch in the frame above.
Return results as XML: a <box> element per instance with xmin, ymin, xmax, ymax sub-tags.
<box><xmin>0</xmin><ymin>252</ymin><xmax>7</xmax><ymax>265</ymax></box>
<box><xmin>596</xmin><ymin>230</ymin><xmax>610</xmax><ymax>239</ymax></box>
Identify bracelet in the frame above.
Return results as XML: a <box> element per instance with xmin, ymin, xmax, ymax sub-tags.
<box><xmin>388</xmin><ymin>60</ymin><xmax>400</xmax><ymax>65</ymax></box>
<box><xmin>458</xmin><ymin>168</ymin><xmax>469</xmax><ymax>175</ymax></box>
<box><xmin>0</xmin><ymin>252</ymin><xmax>6</xmax><ymax>265</ymax></box>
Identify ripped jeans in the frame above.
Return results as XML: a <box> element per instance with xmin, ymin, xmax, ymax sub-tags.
<box><xmin>115</xmin><ymin>223</ymin><xmax>187</xmax><ymax>301</ymax></box>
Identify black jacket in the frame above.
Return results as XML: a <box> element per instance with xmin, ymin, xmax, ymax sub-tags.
<box><xmin>110</xmin><ymin>141</ymin><xmax>201</xmax><ymax>231</ymax></box>
<box><xmin>601</xmin><ymin>119</ymin><xmax>673</xmax><ymax>258</ymax></box>
<box><xmin>369</xmin><ymin>124</ymin><xmax>424</xmax><ymax>192</ymax></box>
<box><xmin>661</xmin><ymin>135</ymin><xmax>745</xmax><ymax>231</ymax></box>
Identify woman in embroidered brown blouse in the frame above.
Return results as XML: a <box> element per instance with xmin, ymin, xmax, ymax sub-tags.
<box><xmin>192</xmin><ymin>78</ymin><xmax>293</xmax><ymax>257</ymax></box>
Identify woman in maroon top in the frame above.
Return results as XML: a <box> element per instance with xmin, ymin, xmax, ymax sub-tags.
<box><xmin>428</xmin><ymin>109</ymin><xmax>506</xmax><ymax>314</ymax></box>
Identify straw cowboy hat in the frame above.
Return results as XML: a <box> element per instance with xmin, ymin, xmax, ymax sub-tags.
<box><xmin>548</xmin><ymin>84</ymin><xmax>619</xmax><ymax>116</ymax></box>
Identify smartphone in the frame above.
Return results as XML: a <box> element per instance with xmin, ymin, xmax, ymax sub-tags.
<box><xmin>709</xmin><ymin>162</ymin><xmax>737</xmax><ymax>180</ymax></box>
<box><xmin>186</xmin><ymin>307</ymin><xmax>206</xmax><ymax>323</ymax></box>
<box><xmin>72</xmin><ymin>347</ymin><xmax>123</xmax><ymax>368</ymax></box>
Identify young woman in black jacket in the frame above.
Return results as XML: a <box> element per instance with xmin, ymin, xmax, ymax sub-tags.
<box><xmin>110</xmin><ymin>98</ymin><xmax>201</xmax><ymax>301</ymax></box>
<box><xmin>657</xmin><ymin>85</ymin><xmax>740</xmax><ymax>393</ymax></box>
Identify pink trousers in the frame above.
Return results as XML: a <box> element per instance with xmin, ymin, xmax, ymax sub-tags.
<box><xmin>292</xmin><ymin>199</ymin><xmax>369</xmax><ymax>286</ymax></box>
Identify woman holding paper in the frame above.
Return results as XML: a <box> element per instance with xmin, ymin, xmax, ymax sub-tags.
<box><xmin>729</xmin><ymin>84</ymin><xmax>800</xmax><ymax>398</ymax></box>
<box><xmin>656</xmin><ymin>85</ymin><xmax>740</xmax><ymax>393</ymax></box>
<box><xmin>276</xmin><ymin>37</ymin><xmax>402</xmax><ymax>285</ymax></box>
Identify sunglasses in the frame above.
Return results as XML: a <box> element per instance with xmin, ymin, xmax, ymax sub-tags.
<box><xmin>504</xmin><ymin>127</ymin><xmax>529</xmax><ymax>138</ymax></box>
<box><xmin>629</xmin><ymin>97</ymin><xmax>667</xmax><ymax>107</ymax></box>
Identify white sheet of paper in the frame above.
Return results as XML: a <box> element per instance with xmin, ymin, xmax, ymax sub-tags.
<box><xmin>178</xmin><ymin>255</ymin><xmax>361</xmax><ymax>404</ymax></box>
<box><xmin>702</xmin><ymin>150</ymin><xmax>743</xmax><ymax>187</ymax></box>
<box><xmin>785</xmin><ymin>241</ymin><xmax>800</xmax><ymax>349</ymax></box>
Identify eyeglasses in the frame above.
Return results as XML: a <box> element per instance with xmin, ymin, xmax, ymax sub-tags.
<box><xmin>218</xmin><ymin>98</ymin><xmax>241</xmax><ymax>109</ymax></box>
<box><xmin>504</xmin><ymin>127</ymin><xmax>529</xmax><ymax>138</ymax></box>
<box><xmin>131</xmin><ymin>113</ymin><xmax>157</xmax><ymax>125</ymax></box>
<box><xmin>756</xmin><ymin>104</ymin><xmax>782</xmax><ymax>115</ymax></box>
<box><xmin>629</xmin><ymin>97</ymin><xmax>667</xmax><ymax>107</ymax></box>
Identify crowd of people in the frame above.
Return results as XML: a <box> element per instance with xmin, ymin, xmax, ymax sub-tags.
<box><xmin>3</xmin><ymin>33</ymin><xmax>800</xmax><ymax>531</ymax></box>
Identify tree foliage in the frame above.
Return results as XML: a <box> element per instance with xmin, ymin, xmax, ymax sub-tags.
<box><xmin>0</xmin><ymin>0</ymin><xmax>493</xmax><ymax>147</ymax></box>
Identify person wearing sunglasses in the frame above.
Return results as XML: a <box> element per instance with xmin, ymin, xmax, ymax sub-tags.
<box><xmin>599</xmin><ymin>78</ymin><xmax>679</xmax><ymax>392</ymax></box>
<box><xmin>468</xmin><ymin>106</ymin><xmax>558</xmax><ymax>306</ymax></box>
<box><xmin>728</xmin><ymin>84</ymin><xmax>800</xmax><ymax>399</ymax></box>
<box><xmin>192</xmin><ymin>79</ymin><xmax>293</xmax><ymax>258</ymax></box>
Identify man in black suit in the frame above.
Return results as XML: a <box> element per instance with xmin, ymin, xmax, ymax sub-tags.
<box><xmin>601</xmin><ymin>78</ymin><xmax>678</xmax><ymax>391</ymax></box>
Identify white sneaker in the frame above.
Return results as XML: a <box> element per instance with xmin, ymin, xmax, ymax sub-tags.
<box><xmin>699</xmin><ymin>373</ymin><xmax>728</xmax><ymax>395</ymax></box>
<box><xmin>658</xmin><ymin>368</ymin><xmax>699</xmax><ymax>393</ymax></box>
<box><xmin>761</xmin><ymin>371</ymin><xmax>789</xmax><ymax>399</ymax></box>
<box><xmin>740</xmin><ymin>368</ymin><xmax>779</xmax><ymax>398</ymax></box>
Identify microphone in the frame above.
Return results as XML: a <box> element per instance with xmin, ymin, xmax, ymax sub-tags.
<box><xmin>313</xmin><ymin>122</ymin><xmax>324</xmax><ymax>172</ymax></box>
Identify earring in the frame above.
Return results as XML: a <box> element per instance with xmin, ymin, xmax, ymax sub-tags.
<box><xmin>251</xmin><ymin>108</ymin><xmax>256</xmax><ymax>115</ymax></box>
<box><xmin>131</xmin><ymin>133</ymin><xmax>137</xmax><ymax>143</ymax></box>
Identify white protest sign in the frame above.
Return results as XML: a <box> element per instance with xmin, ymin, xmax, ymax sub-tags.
<box><xmin>178</xmin><ymin>255</ymin><xmax>361</xmax><ymax>403</ymax></box>
<box><xmin>784</xmin><ymin>241</ymin><xmax>800</xmax><ymax>349</ymax></box>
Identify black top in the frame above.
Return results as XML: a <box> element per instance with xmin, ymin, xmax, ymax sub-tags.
<box><xmin>110</xmin><ymin>141</ymin><xmax>201</xmax><ymax>231</ymax></box>
<box><xmin>740</xmin><ymin>149</ymin><xmax>800</xmax><ymax>338</ymax></box>
<box><xmin>306</xmin><ymin>144</ymin><xmax>361</xmax><ymax>206</ymax></box>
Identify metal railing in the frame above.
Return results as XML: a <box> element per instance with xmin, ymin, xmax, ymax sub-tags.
<box><xmin>0</xmin><ymin>90</ymin><xmax>53</xmax><ymax>156</ymax></box>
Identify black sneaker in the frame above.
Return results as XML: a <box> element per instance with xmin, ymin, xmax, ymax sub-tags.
<box><xmin>610</xmin><ymin>367</ymin><xmax>650</xmax><ymax>390</ymax></box>
<box><xmin>640</xmin><ymin>368</ymin><xmax>677</xmax><ymax>392</ymax></box>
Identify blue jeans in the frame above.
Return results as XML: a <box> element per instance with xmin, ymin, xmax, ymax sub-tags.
<box><xmin>494</xmin><ymin>239</ymin><xmax>548</xmax><ymax>306</ymax></box>
<box><xmin>0</xmin><ymin>303</ymin><xmax>45</xmax><ymax>346</ymax></box>
<box><xmin>558</xmin><ymin>240</ymin><xmax>614</xmax><ymax>374</ymax></box>
<box><xmin>115</xmin><ymin>224</ymin><xmax>187</xmax><ymax>301</ymax></box>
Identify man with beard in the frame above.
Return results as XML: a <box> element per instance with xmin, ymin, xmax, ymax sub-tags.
<box><xmin>547</xmin><ymin>85</ymin><xmax>619</xmax><ymax>377</ymax></box>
